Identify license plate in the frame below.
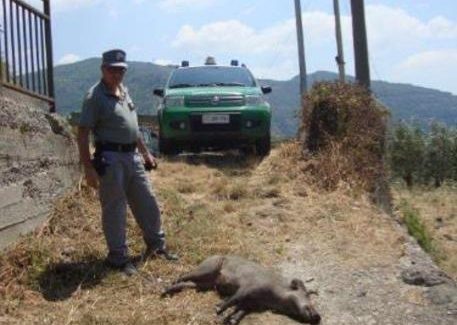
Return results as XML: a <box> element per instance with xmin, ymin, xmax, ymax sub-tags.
<box><xmin>202</xmin><ymin>114</ymin><xmax>230</xmax><ymax>124</ymax></box>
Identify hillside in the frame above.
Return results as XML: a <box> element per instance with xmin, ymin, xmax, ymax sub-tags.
<box><xmin>54</xmin><ymin>59</ymin><xmax>457</xmax><ymax>137</ymax></box>
<box><xmin>1</xmin><ymin>143</ymin><xmax>455</xmax><ymax>324</ymax></box>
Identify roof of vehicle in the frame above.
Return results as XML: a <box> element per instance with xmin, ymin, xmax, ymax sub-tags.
<box><xmin>176</xmin><ymin>65</ymin><xmax>247</xmax><ymax>70</ymax></box>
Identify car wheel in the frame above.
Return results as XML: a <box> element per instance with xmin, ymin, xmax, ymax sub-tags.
<box><xmin>255</xmin><ymin>135</ymin><xmax>271</xmax><ymax>157</ymax></box>
<box><xmin>159</xmin><ymin>136</ymin><xmax>177</xmax><ymax>156</ymax></box>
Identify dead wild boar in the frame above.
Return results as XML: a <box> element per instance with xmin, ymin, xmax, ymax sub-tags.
<box><xmin>162</xmin><ymin>255</ymin><xmax>321</xmax><ymax>324</ymax></box>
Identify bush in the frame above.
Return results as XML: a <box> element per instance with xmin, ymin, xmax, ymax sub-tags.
<box><xmin>300</xmin><ymin>82</ymin><xmax>390</xmax><ymax>202</ymax></box>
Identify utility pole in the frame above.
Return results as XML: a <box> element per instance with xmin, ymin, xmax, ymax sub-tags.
<box><xmin>350</xmin><ymin>0</ymin><xmax>370</xmax><ymax>89</ymax></box>
<box><xmin>333</xmin><ymin>0</ymin><xmax>345</xmax><ymax>82</ymax></box>
<box><xmin>294</xmin><ymin>0</ymin><xmax>308</xmax><ymax>97</ymax></box>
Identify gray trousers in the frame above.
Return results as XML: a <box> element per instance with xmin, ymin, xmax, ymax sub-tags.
<box><xmin>98</xmin><ymin>151</ymin><xmax>165</xmax><ymax>265</ymax></box>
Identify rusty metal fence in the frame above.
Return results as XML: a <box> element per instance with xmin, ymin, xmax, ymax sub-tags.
<box><xmin>0</xmin><ymin>0</ymin><xmax>54</xmax><ymax>111</ymax></box>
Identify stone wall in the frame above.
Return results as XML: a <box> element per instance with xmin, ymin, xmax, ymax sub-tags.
<box><xmin>0</xmin><ymin>85</ymin><xmax>80</xmax><ymax>250</ymax></box>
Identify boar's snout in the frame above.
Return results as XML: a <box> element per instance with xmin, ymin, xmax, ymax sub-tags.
<box><xmin>301</xmin><ymin>305</ymin><xmax>321</xmax><ymax>324</ymax></box>
<box><xmin>289</xmin><ymin>279</ymin><xmax>320</xmax><ymax>324</ymax></box>
<box><xmin>289</xmin><ymin>294</ymin><xmax>320</xmax><ymax>324</ymax></box>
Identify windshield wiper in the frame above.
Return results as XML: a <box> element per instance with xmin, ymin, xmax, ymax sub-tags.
<box><xmin>195</xmin><ymin>82</ymin><xmax>247</xmax><ymax>87</ymax></box>
<box><xmin>197</xmin><ymin>83</ymin><xmax>217</xmax><ymax>87</ymax></box>
<box><xmin>215</xmin><ymin>82</ymin><xmax>246</xmax><ymax>87</ymax></box>
<box><xmin>169</xmin><ymin>83</ymin><xmax>194</xmax><ymax>89</ymax></box>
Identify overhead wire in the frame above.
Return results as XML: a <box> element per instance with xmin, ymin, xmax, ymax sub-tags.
<box><xmin>264</xmin><ymin>0</ymin><xmax>314</xmax><ymax>80</ymax></box>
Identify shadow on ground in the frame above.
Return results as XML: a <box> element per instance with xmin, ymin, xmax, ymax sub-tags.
<box><xmin>37</xmin><ymin>257</ymin><xmax>109</xmax><ymax>301</ymax></box>
<box><xmin>166</xmin><ymin>151</ymin><xmax>261</xmax><ymax>175</ymax></box>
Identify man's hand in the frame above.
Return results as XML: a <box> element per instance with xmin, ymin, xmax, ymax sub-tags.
<box><xmin>78</xmin><ymin>127</ymin><xmax>100</xmax><ymax>187</ymax></box>
<box><xmin>84</xmin><ymin>166</ymin><xmax>100</xmax><ymax>188</ymax></box>
<box><xmin>137</xmin><ymin>134</ymin><xmax>158</xmax><ymax>171</ymax></box>
<box><xmin>143</xmin><ymin>152</ymin><xmax>158</xmax><ymax>171</ymax></box>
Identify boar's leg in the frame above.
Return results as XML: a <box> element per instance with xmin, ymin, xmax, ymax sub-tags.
<box><xmin>176</xmin><ymin>255</ymin><xmax>223</xmax><ymax>286</ymax></box>
<box><xmin>164</xmin><ymin>256</ymin><xmax>224</xmax><ymax>297</ymax></box>
<box><xmin>216</xmin><ymin>290</ymin><xmax>245</xmax><ymax>315</ymax></box>
<box><xmin>223</xmin><ymin>307</ymin><xmax>247</xmax><ymax>325</ymax></box>
<box><xmin>161</xmin><ymin>281</ymin><xmax>197</xmax><ymax>297</ymax></box>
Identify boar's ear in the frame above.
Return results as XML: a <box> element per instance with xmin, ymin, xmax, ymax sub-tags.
<box><xmin>290</xmin><ymin>278</ymin><xmax>306</xmax><ymax>291</ymax></box>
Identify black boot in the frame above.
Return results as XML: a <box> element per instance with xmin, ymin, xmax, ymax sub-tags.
<box><xmin>106</xmin><ymin>260</ymin><xmax>138</xmax><ymax>276</ymax></box>
<box><xmin>144</xmin><ymin>247</ymin><xmax>179</xmax><ymax>261</ymax></box>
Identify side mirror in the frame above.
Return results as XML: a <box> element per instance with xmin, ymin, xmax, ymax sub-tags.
<box><xmin>261</xmin><ymin>86</ymin><xmax>272</xmax><ymax>94</ymax></box>
<box><xmin>153</xmin><ymin>88</ymin><xmax>164</xmax><ymax>97</ymax></box>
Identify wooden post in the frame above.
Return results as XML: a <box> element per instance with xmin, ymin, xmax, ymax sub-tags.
<box><xmin>333</xmin><ymin>0</ymin><xmax>346</xmax><ymax>82</ymax></box>
<box><xmin>350</xmin><ymin>0</ymin><xmax>370</xmax><ymax>89</ymax></box>
<box><xmin>294</xmin><ymin>0</ymin><xmax>308</xmax><ymax>96</ymax></box>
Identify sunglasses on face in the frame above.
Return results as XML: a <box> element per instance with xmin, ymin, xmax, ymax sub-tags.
<box><xmin>105</xmin><ymin>67</ymin><xmax>126</xmax><ymax>74</ymax></box>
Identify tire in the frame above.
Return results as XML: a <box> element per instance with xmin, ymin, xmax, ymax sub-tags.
<box><xmin>255</xmin><ymin>135</ymin><xmax>271</xmax><ymax>157</ymax></box>
<box><xmin>240</xmin><ymin>145</ymin><xmax>254</xmax><ymax>156</ymax></box>
<box><xmin>159</xmin><ymin>136</ymin><xmax>177</xmax><ymax>156</ymax></box>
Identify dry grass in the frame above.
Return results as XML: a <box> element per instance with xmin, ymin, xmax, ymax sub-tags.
<box><xmin>0</xmin><ymin>142</ymin><xmax>407</xmax><ymax>324</ymax></box>
<box><xmin>0</xmin><ymin>153</ymin><xmax>262</xmax><ymax>324</ymax></box>
<box><xmin>300</xmin><ymin>82</ymin><xmax>390</xmax><ymax>203</ymax></box>
<box><xmin>250</xmin><ymin>142</ymin><xmax>403</xmax><ymax>267</ymax></box>
<box><xmin>393</xmin><ymin>183</ymin><xmax>457</xmax><ymax>280</ymax></box>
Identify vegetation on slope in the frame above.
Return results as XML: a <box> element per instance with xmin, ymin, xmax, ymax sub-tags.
<box><xmin>299</xmin><ymin>82</ymin><xmax>389</xmax><ymax>205</ymax></box>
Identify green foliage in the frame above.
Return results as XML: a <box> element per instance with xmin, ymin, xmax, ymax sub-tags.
<box><xmin>398</xmin><ymin>200</ymin><xmax>434</xmax><ymax>253</ymax></box>
<box><xmin>423</xmin><ymin>123</ymin><xmax>454</xmax><ymax>187</ymax></box>
<box><xmin>451</xmin><ymin>131</ymin><xmax>457</xmax><ymax>180</ymax></box>
<box><xmin>388</xmin><ymin>121</ymin><xmax>457</xmax><ymax>187</ymax></box>
<box><xmin>388</xmin><ymin>122</ymin><xmax>425</xmax><ymax>187</ymax></box>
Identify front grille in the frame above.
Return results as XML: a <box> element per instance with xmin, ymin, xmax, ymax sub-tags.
<box><xmin>190</xmin><ymin>113</ymin><xmax>241</xmax><ymax>132</ymax></box>
<box><xmin>186</xmin><ymin>95</ymin><xmax>245</xmax><ymax>107</ymax></box>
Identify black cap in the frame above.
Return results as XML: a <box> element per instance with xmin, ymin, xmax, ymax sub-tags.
<box><xmin>102</xmin><ymin>49</ymin><xmax>128</xmax><ymax>68</ymax></box>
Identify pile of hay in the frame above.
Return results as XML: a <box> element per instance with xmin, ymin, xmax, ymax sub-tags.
<box><xmin>300</xmin><ymin>82</ymin><xmax>390</xmax><ymax>207</ymax></box>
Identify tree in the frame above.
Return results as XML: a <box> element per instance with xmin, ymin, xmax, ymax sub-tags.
<box><xmin>423</xmin><ymin>122</ymin><xmax>453</xmax><ymax>187</ymax></box>
<box><xmin>388</xmin><ymin>122</ymin><xmax>425</xmax><ymax>188</ymax></box>
<box><xmin>450</xmin><ymin>129</ymin><xmax>457</xmax><ymax>181</ymax></box>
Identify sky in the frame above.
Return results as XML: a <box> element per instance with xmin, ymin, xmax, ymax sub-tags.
<box><xmin>21</xmin><ymin>0</ymin><xmax>457</xmax><ymax>95</ymax></box>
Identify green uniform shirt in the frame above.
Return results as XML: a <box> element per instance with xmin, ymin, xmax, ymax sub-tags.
<box><xmin>80</xmin><ymin>81</ymin><xmax>140</xmax><ymax>144</ymax></box>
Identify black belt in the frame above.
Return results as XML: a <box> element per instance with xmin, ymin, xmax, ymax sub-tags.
<box><xmin>95</xmin><ymin>142</ymin><xmax>137</xmax><ymax>152</ymax></box>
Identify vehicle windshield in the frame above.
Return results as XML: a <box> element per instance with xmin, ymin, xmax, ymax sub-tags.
<box><xmin>168</xmin><ymin>66</ymin><xmax>257</xmax><ymax>89</ymax></box>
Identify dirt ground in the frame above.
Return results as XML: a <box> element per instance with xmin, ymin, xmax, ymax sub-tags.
<box><xmin>1</xmin><ymin>142</ymin><xmax>456</xmax><ymax>324</ymax></box>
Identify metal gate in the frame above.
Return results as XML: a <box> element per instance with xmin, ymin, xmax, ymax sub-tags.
<box><xmin>0</xmin><ymin>0</ymin><xmax>54</xmax><ymax>111</ymax></box>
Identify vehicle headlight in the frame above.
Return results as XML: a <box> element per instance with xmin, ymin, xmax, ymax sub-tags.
<box><xmin>164</xmin><ymin>95</ymin><xmax>185</xmax><ymax>108</ymax></box>
<box><xmin>245</xmin><ymin>95</ymin><xmax>265</xmax><ymax>106</ymax></box>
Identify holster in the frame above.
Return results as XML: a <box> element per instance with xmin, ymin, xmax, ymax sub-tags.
<box><xmin>91</xmin><ymin>151</ymin><xmax>109</xmax><ymax>176</ymax></box>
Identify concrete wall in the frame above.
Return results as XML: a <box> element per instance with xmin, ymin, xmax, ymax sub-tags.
<box><xmin>0</xmin><ymin>85</ymin><xmax>80</xmax><ymax>250</ymax></box>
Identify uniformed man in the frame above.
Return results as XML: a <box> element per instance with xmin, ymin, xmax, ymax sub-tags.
<box><xmin>77</xmin><ymin>49</ymin><xmax>178</xmax><ymax>276</ymax></box>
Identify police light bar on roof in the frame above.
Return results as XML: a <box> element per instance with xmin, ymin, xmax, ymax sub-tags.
<box><xmin>230</xmin><ymin>60</ymin><xmax>239</xmax><ymax>66</ymax></box>
<box><xmin>181</xmin><ymin>60</ymin><xmax>189</xmax><ymax>67</ymax></box>
<box><xmin>205</xmin><ymin>56</ymin><xmax>216</xmax><ymax>65</ymax></box>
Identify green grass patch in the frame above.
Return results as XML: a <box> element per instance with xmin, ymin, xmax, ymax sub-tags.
<box><xmin>399</xmin><ymin>199</ymin><xmax>434</xmax><ymax>253</ymax></box>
